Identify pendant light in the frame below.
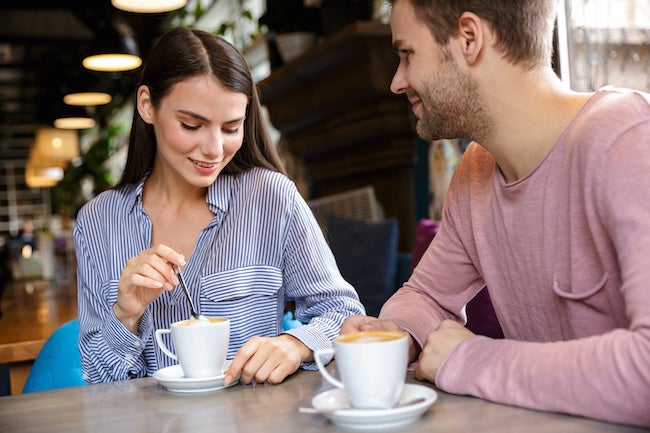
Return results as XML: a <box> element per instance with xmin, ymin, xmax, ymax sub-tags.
<box><xmin>111</xmin><ymin>0</ymin><xmax>188</xmax><ymax>13</ymax></box>
<box><xmin>33</xmin><ymin>128</ymin><xmax>80</xmax><ymax>164</ymax></box>
<box><xmin>82</xmin><ymin>20</ymin><xmax>142</xmax><ymax>72</ymax></box>
<box><xmin>63</xmin><ymin>69</ymin><xmax>113</xmax><ymax>107</ymax></box>
<box><xmin>53</xmin><ymin>105</ymin><xmax>96</xmax><ymax>130</ymax></box>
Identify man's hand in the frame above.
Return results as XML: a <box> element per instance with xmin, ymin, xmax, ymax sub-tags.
<box><xmin>340</xmin><ymin>315</ymin><xmax>421</xmax><ymax>362</ymax></box>
<box><xmin>339</xmin><ymin>314</ymin><xmax>402</xmax><ymax>334</ymax></box>
<box><xmin>414</xmin><ymin>320</ymin><xmax>475</xmax><ymax>383</ymax></box>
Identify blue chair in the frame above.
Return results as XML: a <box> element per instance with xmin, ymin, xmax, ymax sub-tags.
<box><xmin>22</xmin><ymin>318</ymin><xmax>87</xmax><ymax>393</ymax></box>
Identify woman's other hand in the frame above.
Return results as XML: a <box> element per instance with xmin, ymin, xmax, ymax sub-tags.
<box><xmin>223</xmin><ymin>334</ymin><xmax>312</xmax><ymax>386</ymax></box>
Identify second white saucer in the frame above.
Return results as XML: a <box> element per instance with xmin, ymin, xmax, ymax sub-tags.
<box><xmin>309</xmin><ymin>383</ymin><xmax>437</xmax><ymax>430</ymax></box>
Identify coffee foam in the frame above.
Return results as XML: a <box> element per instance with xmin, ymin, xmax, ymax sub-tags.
<box><xmin>337</xmin><ymin>331</ymin><xmax>406</xmax><ymax>344</ymax></box>
<box><xmin>175</xmin><ymin>317</ymin><xmax>227</xmax><ymax>327</ymax></box>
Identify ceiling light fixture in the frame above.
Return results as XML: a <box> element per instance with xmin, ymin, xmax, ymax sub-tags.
<box><xmin>33</xmin><ymin>128</ymin><xmax>80</xmax><ymax>165</ymax></box>
<box><xmin>62</xmin><ymin>69</ymin><xmax>113</xmax><ymax>107</ymax></box>
<box><xmin>64</xmin><ymin>92</ymin><xmax>112</xmax><ymax>106</ymax></box>
<box><xmin>83</xmin><ymin>20</ymin><xmax>142</xmax><ymax>72</ymax></box>
<box><xmin>53</xmin><ymin>105</ymin><xmax>97</xmax><ymax>129</ymax></box>
<box><xmin>82</xmin><ymin>53</ymin><xmax>142</xmax><ymax>72</ymax></box>
<box><xmin>111</xmin><ymin>0</ymin><xmax>188</xmax><ymax>13</ymax></box>
<box><xmin>54</xmin><ymin>117</ymin><xmax>97</xmax><ymax>129</ymax></box>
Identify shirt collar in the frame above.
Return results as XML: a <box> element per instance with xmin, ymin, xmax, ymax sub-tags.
<box><xmin>207</xmin><ymin>174</ymin><xmax>236</xmax><ymax>214</ymax></box>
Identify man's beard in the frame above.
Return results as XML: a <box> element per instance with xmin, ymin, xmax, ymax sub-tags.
<box><xmin>415</xmin><ymin>56</ymin><xmax>493</xmax><ymax>143</ymax></box>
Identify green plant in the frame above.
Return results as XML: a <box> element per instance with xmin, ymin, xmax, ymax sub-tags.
<box><xmin>54</xmin><ymin>122</ymin><xmax>128</xmax><ymax>217</ymax></box>
<box><xmin>167</xmin><ymin>0</ymin><xmax>262</xmax><ymax>49</ymax></box>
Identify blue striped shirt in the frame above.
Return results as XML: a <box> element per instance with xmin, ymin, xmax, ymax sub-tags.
<box><xmin>74</xmin><ymin>167</ymin><xmax>365</xmax><ymax>383</ymax></box>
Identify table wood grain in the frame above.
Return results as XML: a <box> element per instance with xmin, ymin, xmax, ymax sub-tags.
<box><xmin>0</xmin><ymin>367</ymin><xmax>645</xmax><ymax>433</ymax></box>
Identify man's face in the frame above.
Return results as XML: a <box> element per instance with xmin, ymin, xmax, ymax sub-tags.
<box><xmin>389</xmin><ymin>0</ymin><xmax>491</xmax><ymax>142</ymax></box>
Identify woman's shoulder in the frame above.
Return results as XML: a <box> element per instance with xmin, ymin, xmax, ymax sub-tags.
<box><xmin>76</xmin><ymin>185</ymin><xmax>137</xmax><ymax>221</ymax></box>
<box><xmin>238</xmin><ymin>167</ymin><xmax>298</xmax><ymax>199</ymax></box>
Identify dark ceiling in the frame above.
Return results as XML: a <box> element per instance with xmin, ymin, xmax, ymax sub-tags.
<box><xmin>0</xmin><ymin>0</ymin><xmax>175</xmax><ymax>163</ymax></box>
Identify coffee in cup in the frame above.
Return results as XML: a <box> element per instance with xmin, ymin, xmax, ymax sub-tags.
<box><xmin>314</xmin><ymin>330</ymin><xmax>408</xmax><ymax>409</ymax></box>
<box><xmin>155</xmin><ymin>317</ymin><xmax>229</xmax><ymax>378</ymax></box>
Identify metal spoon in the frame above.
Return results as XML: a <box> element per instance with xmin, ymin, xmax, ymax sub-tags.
<box><xmin>173</xmin><ymin>264</ymin><xmax>208</xmax><ymax>321</ymax></box>
<box><xmin>298</xmin><ymin>397</ymin><xmax>427</xmax><ymax>414</ymax></box>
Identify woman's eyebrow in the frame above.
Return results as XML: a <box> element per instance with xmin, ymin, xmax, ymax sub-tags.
<box><xmin>177</xmin><ymin>109</ymin><xmax>209</xmax><ymax>122</ymax></box>
<box><xmin>177</xmin><ymin>110</ymin><xmax>245</xmax><ymax>125</ymax></box>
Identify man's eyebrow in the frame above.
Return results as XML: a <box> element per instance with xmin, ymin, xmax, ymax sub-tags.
<box><xmin>392</xmin><ymin>39</ymin><xmax>407</xmax><ymax>52</ymax></box>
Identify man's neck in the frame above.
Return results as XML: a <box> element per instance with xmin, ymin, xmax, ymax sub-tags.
<box><xmin>477</xmin><ymin>65</ymin><xmax>592</xmax><ymax>183</ymax></box>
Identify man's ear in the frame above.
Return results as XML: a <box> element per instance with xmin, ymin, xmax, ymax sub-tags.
<box><xmin>457</xmin><ymin>12</ymin><xmax>484</xmax><ymax>65</ymax></box>
<box><xmin>137</xmin><ymin>85</ymin><xmax>154</xmax><ymax>124</ymax></box>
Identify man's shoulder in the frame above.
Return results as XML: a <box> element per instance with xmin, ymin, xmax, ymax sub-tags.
<box><xmin>587</xmin><ymin>87</ymin><xmax>650</xmax><ymax>121</ymax></box>
<box><xmin>456</xmin><ymin>142</ymin><xmax>496</xmax><ymax>180</ymax></box>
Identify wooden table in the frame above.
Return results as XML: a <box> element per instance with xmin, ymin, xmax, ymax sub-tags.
<box><xmin>0</xmin><ymin>279</ymin><xmax>77</xmax><ymax>394</ymax></box>
<box><xmin>0</xmin><ymin>367</ymin><xmax>645</xmax><ymax>433</ymax></box>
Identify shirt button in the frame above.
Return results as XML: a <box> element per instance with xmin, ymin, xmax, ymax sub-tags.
<box><xmin>134</xmin><ymin>340</ymin><xmax>142</xmax><ymax>348</ymax></box>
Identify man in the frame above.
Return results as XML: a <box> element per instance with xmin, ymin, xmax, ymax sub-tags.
<box><xmin>341</xmin><ymin>0</ymin><xmax>650</xmax><ymax>426</ymax></box>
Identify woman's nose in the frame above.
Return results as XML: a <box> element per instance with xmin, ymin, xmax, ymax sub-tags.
<box><xmin>201</xmin><ymin>130</ymin><xmax>223</xmax><ymax>158</ymax></box>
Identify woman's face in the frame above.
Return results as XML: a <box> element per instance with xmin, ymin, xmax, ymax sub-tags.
<box><xmin>138</xmin><ymin>74</ymin><xmax>248</xmax><ymax>188</ymax></box>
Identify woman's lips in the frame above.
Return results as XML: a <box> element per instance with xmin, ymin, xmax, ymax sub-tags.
<box><xmin>190</xmin><ymin>158</ymin><xmax>220</xmax><ymax>174</ymax></box>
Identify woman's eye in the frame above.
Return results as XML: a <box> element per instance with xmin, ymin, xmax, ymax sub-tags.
<box><xmin>181</xmin><ymin>122</ymin><xmax>200</xmax><ymax>131</ymax></box>
<box><xmin>223</xmin><ymin>127</ymin><xmax>240</xmax><ymax>134</ymax></box>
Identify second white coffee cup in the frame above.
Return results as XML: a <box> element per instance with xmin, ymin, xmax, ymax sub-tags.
<box><xmin>155</xmin><ymin>317</ymin><xmax>230</xmax><ymax>378</ymax></box>
<box><xmin>314</xmin><ymin>330</ymin><xmax>409</xmax><ymax>409</ymax></box>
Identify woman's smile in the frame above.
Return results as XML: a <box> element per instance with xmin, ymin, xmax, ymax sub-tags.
<box><xmin>189</xmin><ymin>157</ymin><xmax>221</xmax><ymax>174</ymax></box>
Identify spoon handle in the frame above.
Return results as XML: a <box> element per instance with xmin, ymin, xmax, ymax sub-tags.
<box><xmin>173</xmin><ymin>264</ymin><xmax>200</xmax><ymax>318</ymax></box>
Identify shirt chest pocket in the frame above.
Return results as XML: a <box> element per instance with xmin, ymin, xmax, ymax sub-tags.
<box><xmin>199</xmin><ymin>265</ymin><xmax>283</xmax><ymax>323</ymax></box>
<box><xmin>553</xmin><ymin>272</ymin><xmax>608</xmax><ymax>300</ymax></box>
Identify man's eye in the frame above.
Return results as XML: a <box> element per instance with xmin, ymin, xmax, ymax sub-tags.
<box><xmin>181</xmin><ymin>122</ymin><xmax>200</xmax><ymax>131</ymax></box>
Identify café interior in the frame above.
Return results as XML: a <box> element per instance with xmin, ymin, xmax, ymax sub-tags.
<box><xmin>0</xmin><ymin>0</ymin><xmax>648</xmax><ymax>429</ymax></box>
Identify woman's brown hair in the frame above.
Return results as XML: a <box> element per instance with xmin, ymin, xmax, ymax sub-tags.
<box><xmin>117</xmin><ymin>27</ymin><xmax>285</xmax><ymax>188</ymax></box>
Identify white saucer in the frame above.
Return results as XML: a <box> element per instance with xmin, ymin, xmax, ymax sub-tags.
<box><xmin>153</xmin><ymin>360</ymin><xmax>239</xmax><ymax>394</ymax></box>
<box><xmin>309</xmin><ymin>383</ymin><xmax>437</xmax><ymax>430</ymax></box>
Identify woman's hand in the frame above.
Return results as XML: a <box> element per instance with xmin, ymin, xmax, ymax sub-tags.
<box><xmin>114</xmin><ymin>244</ymin><xmax>186</xmax><ymax>333</ymax></box>
<box><xmin>223</xmin><ymin>334</ymin><xmax>312</xmax><ymax>386</ymax></box>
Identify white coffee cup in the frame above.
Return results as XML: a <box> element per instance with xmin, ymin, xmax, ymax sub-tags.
<box><xmin>314</xmin><ymin>330</ymin><xmax>409</xmax><ymax>409</ymax></box>
<box><xmin>155</xmin><ymin>317</ymin><xmax>230</xmax><ymax>378</ymax></box>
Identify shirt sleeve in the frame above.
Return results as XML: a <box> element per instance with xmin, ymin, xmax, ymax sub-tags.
<box><xmin>75</xmin><ymin>207</ymin><xmax>151</xmax><ymax>383</ymax></box>
<box><xmin>281</xmin><ymin>189</ymin><xmax>366</xmax><ymax>369</ymax></box>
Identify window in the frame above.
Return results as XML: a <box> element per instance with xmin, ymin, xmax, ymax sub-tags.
<box><xmin>559</xmin><ymin>0</ymin><xmax>650</xmax><ymax>92</ymax></box>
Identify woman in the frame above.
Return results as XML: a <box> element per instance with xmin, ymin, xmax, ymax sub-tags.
<box><xmin>74</xmin><ymin>28</ymin><xmax>364</xmax><ymax>385</ymax></box>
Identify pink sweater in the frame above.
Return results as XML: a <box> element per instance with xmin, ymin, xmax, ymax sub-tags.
<box><xmin>381</xmin><ymin>87</ymin><xmax>650</xmax><ymax>426</ymax></box>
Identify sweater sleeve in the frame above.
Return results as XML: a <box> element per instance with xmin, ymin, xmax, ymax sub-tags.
<box><xmin>380</xmin><ymin>144</ymin><xmax>489</xmax><ymax>349</ymax></box>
